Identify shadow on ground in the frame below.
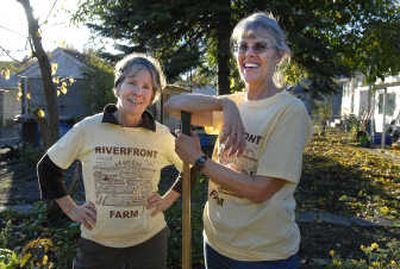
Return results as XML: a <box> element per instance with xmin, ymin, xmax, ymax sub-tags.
<box><xmin>296</xmin><ymin>137</ymin><xmax>400</xmax><ymax>266</ymax></box>
<box><xmin>0</xmin><ymin>147</ymin><xmax>85</xmax><ymax>208</ymax></box>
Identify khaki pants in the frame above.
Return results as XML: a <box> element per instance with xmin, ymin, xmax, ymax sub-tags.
<box><xmin>73</xmin><ymin>228</ymin><xmax>168</xmax><ymax>269</ymax></box>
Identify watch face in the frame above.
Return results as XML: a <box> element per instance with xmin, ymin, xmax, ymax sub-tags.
<box><xmin>199</xmin><ymin>156</ymin><xmax>206</xmax><ymax>165</ymax></box>
<box><xmin>195</xmin><ymin>155</ymin><xmax>207</xmax><ymax>167</ymax></box>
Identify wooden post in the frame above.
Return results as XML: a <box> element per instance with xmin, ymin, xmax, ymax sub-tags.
<box><xmin>181</xmin><ymin>111</ymin><xmax>192</xmax><ymax>269</ymax></box>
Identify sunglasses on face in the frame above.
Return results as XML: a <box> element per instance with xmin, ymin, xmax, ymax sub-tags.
<box><xmin>233</xmin><ymin>41</ymin><xmax>274</xmax><ymax>54</ymax></box>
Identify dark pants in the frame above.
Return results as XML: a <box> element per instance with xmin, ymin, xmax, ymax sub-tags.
<box><xmin>204</xmin><ymin>242</ymin><xmax>299</xmax><ymax>269</ymax></box>
<box><xmin>73</xmin><ymin>228</ymin><xmax>168</xmax><ymax>269</ymax></box>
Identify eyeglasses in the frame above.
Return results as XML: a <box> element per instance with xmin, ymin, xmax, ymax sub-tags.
<box><xmin>233</xmin><ymin>42</ymin><xmax>274</xmax><ymax>54</ymax></box>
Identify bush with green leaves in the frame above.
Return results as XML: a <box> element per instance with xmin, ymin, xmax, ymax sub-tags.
<box><xmin>0</xmin><ymin>202</ymin><xmax>79</xmax><ymax>268</ymax></box>
<box><xmin>0</xmin><ymin>248</ymin><xmax>19</xmax><ymax>268</ymax></box>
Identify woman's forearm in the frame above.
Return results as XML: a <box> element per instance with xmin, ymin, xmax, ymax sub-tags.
<box><xmin>201</xmin><ymin>159</ymin><xmax>286</xmax><ymax>203</ymax></box>
<box><xmin>56</xmin><ymin>195</ymin><xmax>78</xmax><ymax>216</ymax></box>
<box><xmin>165</xmin><ymin>94</ymin><xmax>238</xmax><ymax>130</ymax></box>
<box><xmin>165</xmin><ymin>94</ymin><xmax>224</xmax><ymax>115</ymax></box>
<box><xmin>162</xmin><ymin>189</ymin><xmax>180</xmax><ymax>205</ymax></box>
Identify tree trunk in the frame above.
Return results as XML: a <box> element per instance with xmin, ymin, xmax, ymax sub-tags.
<box><xmin>215</xmin><ymin>0</ymin><xmax>232</xmax><ymax>95</ymax></box>
<box><xmin>18</xmin><ymin>0</ymin><xmax>62</xmax><ymax>224</ymax></box>
<box><xmin>18</xmin><ymin>0</ymin><xmax>60</xmax><ymax>149</ymax></box>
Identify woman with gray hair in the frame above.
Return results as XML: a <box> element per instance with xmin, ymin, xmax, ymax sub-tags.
<box><xmin>37</xmin><ymin>53</ymin><xmax>183</xmax><ymax>269</ymax></box>
<box><xmin>166</xmin><ymin>12</ymin><xmax>312</xmax><ymax>268</ymax></box>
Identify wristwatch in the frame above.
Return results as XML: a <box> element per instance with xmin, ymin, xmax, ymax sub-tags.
<box><xmin>194</xmin><ymin>155</ymin><xmax>208</xmax><ymax>170</ymax></box>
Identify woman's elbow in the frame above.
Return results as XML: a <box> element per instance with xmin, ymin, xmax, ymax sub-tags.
<box><xmin>248</xmin><ymin>187</ymin><xmax>279</xmax><ymax>204</ymax></box>
<box><xmin>166</xmin><ymin>94</ymin><xmax>185</xmax><ymax>107</ymax></box>
<box><xmin>164</xmin><ymin>99</ymin><xmax>180</xmax><ymax>117</ymax></box>
<box><xmin>249</xmin><ymin>192</ymin><xmax>270</xmax><ymax>204</ymax></box>
<box><xmin>164</xmin><ymin>99</ymin><xmax>174</xmax><ymax>111</ymax></box>
<box><xmin>249</xmin><ymin>178</ymin><xmax>286</xmax><ymax>203</ymax></box>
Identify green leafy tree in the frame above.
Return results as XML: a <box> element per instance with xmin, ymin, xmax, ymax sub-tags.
<box><xmin>74</xmin><ymin>0</ymin><xmax>233</xmax><ymax>94</ymax></box>
<box><xmin>78</xmin><ymin>50</ymin><xmax>115</xmax><ymax>114</ymax></box>
<box><xmin>245</xmin><ymin>0</ymin><xmax>400</xmax><ymax>94</ymax></box>
<box><xmin>75</xmin><ymin>0</ymin><xmax>400</xmax><ymax>95</ymax></box>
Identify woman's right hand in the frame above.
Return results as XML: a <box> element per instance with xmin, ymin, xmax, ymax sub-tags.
<box><xmin>67</xmin><ymin>202</ymin><xmax>97</xmax><ymax>230</ymax></box>
<box><xmin>219</xmin><ymin>98</ymin><xmax>246</xmax><ymax>157</ymax></box>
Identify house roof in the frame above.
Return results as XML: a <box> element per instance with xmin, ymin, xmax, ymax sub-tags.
<box><xmin>18</xmin><ymin>47</ymin><xmax>95</xmax><ymax>79</ymax></box>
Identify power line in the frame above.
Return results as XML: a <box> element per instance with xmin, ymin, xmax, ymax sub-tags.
<box><xmin>0</xmin><ymin>46</ymin><xmax>24</xmax><ymax>63</ymax></box>
<box><xmin>0</xmin><ymin>24</ymin><xmax>28</xmax><ymax>38</ymax></box>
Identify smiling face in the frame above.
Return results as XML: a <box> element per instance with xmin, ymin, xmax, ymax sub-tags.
<box><xmin>116</xmin><ymin>69</ymin><xmax>154</xmax><ymax>117</ymax></box>
<box><xmin>235</xmin><ymin>29</ymin><xmax>282</xmax><ymax>87</ymax></box>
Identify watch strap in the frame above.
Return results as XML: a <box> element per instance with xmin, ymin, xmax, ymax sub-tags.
<box><xmin>194</xmin><ymin>155</ymin><xmax>208</xmax><ymax>170</ymax></box>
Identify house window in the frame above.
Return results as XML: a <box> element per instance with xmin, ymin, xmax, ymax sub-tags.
<box><xmin>351</xmin><ymin>92</ymin><xmax>354</xmax><ymax>113</ymax></box>
<box><xmin>378</xmin><ymin>93</ymin><xmax>396</xmax><ymax>116</ymax></box>
<box><xmin>359</xmin><ymin>90</ymin><xmax>369</xmax><ymax>116</ymax></box>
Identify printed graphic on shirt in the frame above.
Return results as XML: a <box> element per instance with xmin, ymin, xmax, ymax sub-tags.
<box><xmin>210</xmin><ymin>189</ymin><xmax>225</xmax><ymax>206</ymax></box>
<box><xmin>95</xmin><ymin>145</ymin><xmax>158</xmax><ymax>158</ymax></box>
<box><xmin>93</xmin><ymin>145</ymin><xmax>158</xmax><ymax>207</ymax></box>
<box><xmin>109</xmin><ymin>208</ymin><xmax>141</xmax><ymax>219</ymax></box>
<box><xmin>210</xmin><ymin>132</ymin><xmax>264</xmax><ymax>206</ymax></box>
<box><xmin>244</xmin><ymin>132</ymin><xmax>262</xmax><ymax>145</ymax></box>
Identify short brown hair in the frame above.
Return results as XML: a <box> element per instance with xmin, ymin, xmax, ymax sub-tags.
<box><xmin>113</xmin><ymin>53</ymin><xmax>166</xmax><ymax>104</ymax></box>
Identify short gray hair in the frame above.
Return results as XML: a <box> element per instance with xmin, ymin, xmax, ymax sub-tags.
<box><xmin>113</xmin><ymin>53</ymin><xmax>166</xmax><ymax>103</ymax></box>
<box><xmin>231</xmin><ymin>12</ymin><xmax>291</xmax><ymax>59</ymax></box>
<box><xmin>231</xmin><ymin>12</ymin><xmax>292</xmax><ymax>87</ymax></box>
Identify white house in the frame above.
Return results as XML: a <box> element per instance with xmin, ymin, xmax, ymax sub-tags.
<box><xmin>341</xmin><ymin>73</ymin><xmax>400</xmax><ymax>133</ymax></box>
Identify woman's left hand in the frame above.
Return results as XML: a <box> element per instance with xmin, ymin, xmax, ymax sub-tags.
<box><xmin>146</xmin><ymin>192</ymin><xmax>176</xmax><ymax>216</ymax></box>
<box><xmin>219</xmin><ymin>98</ymin><xmax>246</xmax><ymax>157</ymax></box>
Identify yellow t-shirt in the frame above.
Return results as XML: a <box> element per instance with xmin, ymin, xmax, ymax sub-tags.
<box><xmin>47</xmin><ymin>113</ymin><xmax>182</xmax><ymax>248</ymax></box>
<box><xmin>203</xmin><ymin>91</ymin><xmax>312</xmax><ymax>260</ymax></box>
